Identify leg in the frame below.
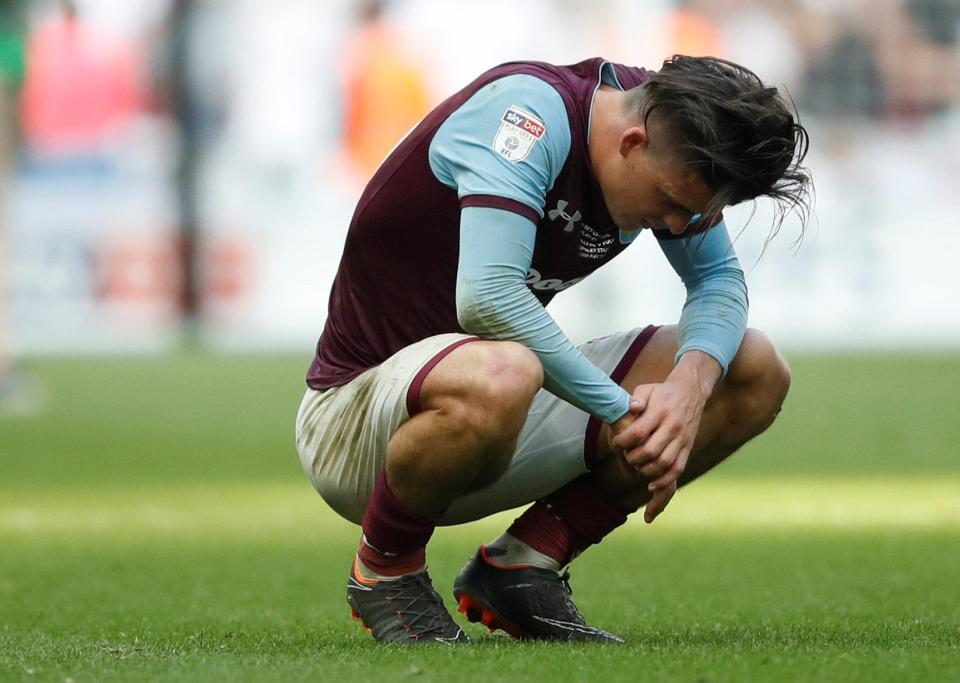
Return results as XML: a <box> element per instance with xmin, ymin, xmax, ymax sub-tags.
<box><xmin>347</xmin><ymin>339</ymin><xmax>542</xmax><ymax>644</ymax></box>
<box><xmin>454</xmin><ymin>325</ymin><xmax>790</xmax><ymax>643</ymax></box>
<box><xmin>0</xmin><ymin>79</ymin><xmax>15</xmax><ymax>378</ymax></box>
<box><xmin>386</xmin><ymin>340</ymin><xmax>543</xmax><ymax>517</ymax></box>
<box><xmin>360</xmin><ymin>338</ymin><xmax>542</xmax><ymax>569</ymax></box>
<box><xmin>591</xmin><ymin>325</ymin><xmax>791</xmax><ymax>509</ymax></box>
<box><xmin>505</xmin><ymin>324</ymin><xmax>790</xmax><ymax>566</ymax></box>
<box><xmin>0</xmin><ymin>76</ymin><xmax>41</xmax><ymax>416</ymax></box>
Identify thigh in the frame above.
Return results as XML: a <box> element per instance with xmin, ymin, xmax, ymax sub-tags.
<box><xmin>438</xmin><ymin>325</ymin><xmax>660</xmax><ymax>525</ymax></box>
<box><xmin>295</xmin><ymin>333</ymin><xmax>478</xmax><ymax>524</ymax></box>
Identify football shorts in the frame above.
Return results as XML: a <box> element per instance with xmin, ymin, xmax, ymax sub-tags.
<box><xmin>295</xmin><ymin>326</ymin><xmax>659</xmax><ymax>525</ymax></box>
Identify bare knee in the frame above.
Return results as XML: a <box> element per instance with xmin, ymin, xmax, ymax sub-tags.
<box><xmin>421</xmin><ymin>340</ymin><xmax>542</xmax><ymax>441</ymax></box>
<box><xmin>404</xmin><ymin>341</ymin><xmax>540</xmax><ymax>490</ymax></box>
<box><xmin>725</xmin><ymin>329</ymin><xmax>791</xmax><ymax>434</ymax></box>
<box><xmin>386</xmin><ymin>341</ymin><xmax>542</xmax><ymax>506</ymax></box>
<box><xmin>477</xmin><ymin>341</ymin><xmax>544</xmax><ymax>406</ymax></box>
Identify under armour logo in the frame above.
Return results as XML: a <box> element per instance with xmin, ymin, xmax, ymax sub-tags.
<box><xmin>548</xmin><ymin>200</ymin><xmax>581</xmax><ymax>232</ymax></box>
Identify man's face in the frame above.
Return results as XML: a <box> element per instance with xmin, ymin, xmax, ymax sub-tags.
<box><xmin>601</xmin><ymin>124</ymin><xmax>714</xmax><ymax>235</ymax></box>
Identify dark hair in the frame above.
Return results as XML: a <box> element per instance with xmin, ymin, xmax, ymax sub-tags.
<box><xmin>638</xmin><ymin>55</ymin><xmax>812</xmax><ymax>240</ymax></box>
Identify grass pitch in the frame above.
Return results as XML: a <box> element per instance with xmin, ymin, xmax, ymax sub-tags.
<box><xmin>1</xmin><ymin>353</ymin><xmax>959</xmax><ymax>681</ymax></box>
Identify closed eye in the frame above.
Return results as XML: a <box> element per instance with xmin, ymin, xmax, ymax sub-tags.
<box><xmin>659</xmin><ymin>190</ymin><xmax>696</xmax><ymax>219</ymax></box>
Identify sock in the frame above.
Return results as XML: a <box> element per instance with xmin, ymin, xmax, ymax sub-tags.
<box><xmin>357</xmin><ymin>469</ymin><xmax>436</xmax><ymax>579</ymax></box>
<box><xmin>484</xmin><ymin>533</ymin><xmax>562</xmax><ymax>571</ymax></box>
<box><xmin>503</xmin><ymin>474</ymin><xmax>631</xmax><ymax>567</ymax></box>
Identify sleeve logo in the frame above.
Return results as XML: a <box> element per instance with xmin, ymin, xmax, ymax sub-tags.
<box><xmin>493</xmin><ymin>105</ymin><xmax>546</xmax><ymax>163</ymax></box>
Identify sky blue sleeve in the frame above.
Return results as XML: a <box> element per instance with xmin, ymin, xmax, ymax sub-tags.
<box><xmin>655</xmin><ymin>222</ymin><xmax>749</xmax><ymax>376</ymax></box>
<box><xmin>429</xmin><ymin>74</ymin><xmax>572</xmax><ymax>216</ymax></box>
<box><xmin>457</xmin><ymin>206</ymin><xmax>632</xmax><ymax>424</ymax></box>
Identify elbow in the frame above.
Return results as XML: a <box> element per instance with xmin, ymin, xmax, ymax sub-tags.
<box><xmin>455</xmin><ymin>271</ymin><xmax>496</xmax><ymax>334</ymax></box>
<box><xmin>455</xmin><ymin>274</ymin><xmax>483</xmax><ymax>332</ymax></box>
<box><xmin>455</xmin><ymin>275</ymin><xmax>480</xmax><ymax>332</ymax></box>
<box><xmin>456</xmin><ymin>292</ymin><xmax>516</xmax><ymax>338</ymax></box>
<box><xmin>455</xmin><ymin>281</ymin><xmax>496</xmax><ymax>335</ymax></box>
<box><xmin>456</xmin><ymin>297</ymin><xmax>486</xmax><ymax>334</ymax></box>
<box><xmin>456</xmin><ymin>272</ymin><xmax>527</xmax><ymax>337</ymax></box>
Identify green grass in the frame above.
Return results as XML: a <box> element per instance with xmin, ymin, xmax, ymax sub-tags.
<box><xmin>2</xmin><ymin>353</ymin><xmax>959</xmax><ymax>681</ymax></box>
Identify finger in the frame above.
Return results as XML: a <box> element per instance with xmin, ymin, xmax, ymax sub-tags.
<box><xmin>634</xmin><ymin>436</ymin><xmax>679</xmax><ymax>478</ymax></box>
<box><xmin>612</xmin><ymin>417</ymin><xmax>656</xmax><ymax>451</ymax></box>
<box><xmin>624</xmin><ymin>411</ymin><xmax>680</xmax><ymax>468</ymax></box>
<box><xmin>630</xmin><ymin>384</ymin><xmax>656</xmax><ymax>413</ymax></box>
<box><xmin>648</xmin><ymin>443</ymin><xmax>689</xmax><ymax>491</ymax></box>
<box><xmin>611</xmin><ymin>427</ymin><xmax>641</xmax><ymax>451</ymax></box>
<box><xmin>629</xmin><ymin>427</ymin><xmax>674</xmax><ymax>473</ymax></box>
<box><xmin>629</xmin><ymin>405</ymin><xmax>671</xmax><ymax>446</ymax></box>
<box><xmin>624</xmin><ymin>435</ymin><xmax>658</xmax><ymax>467</ymax></box>
<box><xmin>644</xmin><ymin>483</ymin><xmax>676</xmax><ymax>523</ymax></box>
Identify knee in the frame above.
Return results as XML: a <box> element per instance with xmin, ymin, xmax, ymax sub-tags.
<box><xmin>726</xmin><ymin>329</ymin><xmax>791</xmax><ymax>433</ymax></box>
<box><xmin>465</xmin><ymin>343</ymin><xmax>541</xmax><ymax>474</ymax></box>
<box><xmin>467</xmin><ymin>341</ymin><xmax>543</xmax><ymax>420</ymax></box>
<box><xmin>425</xmin><ymin>340</ymin><xmax>542</xmax><ymax>439</ymax></box>
<box><xmin>437</xmin><ymin>341</ymin><xmax>542</xmax><ymax>483</ymax></box>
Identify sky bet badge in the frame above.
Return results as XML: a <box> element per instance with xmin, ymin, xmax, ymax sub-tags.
<box><xmin>494</xmin><ymin>105</ymin><xmax>546</xmax><ymax>162</ymax></box>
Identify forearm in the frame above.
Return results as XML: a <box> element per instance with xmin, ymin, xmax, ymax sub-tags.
<box><xmin>658</xmin><ymin>222</ymin><xmax>749</xmax><ymax>379</ymax></box>
<box><xmin>668</xmin><ymin>349</ymin><xmax>722</xmax><ymax>405</ymax></box>
<box><xmin>457</xmin><ymin>207</ymin><xmax>631</xmax><ymax>424</ymax></box>
<box><xmin>675</xmin><ymin>269</ymin><xmax>748</xmax><ymax>378</ymax></box>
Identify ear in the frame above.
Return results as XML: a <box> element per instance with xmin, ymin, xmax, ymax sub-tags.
<box><xmin>618</xmin><ymin>126</ymin><xmax>649</xmax><ymax>159</ymax></box>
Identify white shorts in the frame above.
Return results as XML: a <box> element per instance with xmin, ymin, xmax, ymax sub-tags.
<box><xmin>295</xmin><ymin>326</ymin><xmax>659</xmax><ymax>526</ymax></box>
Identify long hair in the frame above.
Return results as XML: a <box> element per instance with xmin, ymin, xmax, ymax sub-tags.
<box><xmin>638</xmin><ymin>55</ymin><xmax>813</xmax><ymax>241</ymax></box>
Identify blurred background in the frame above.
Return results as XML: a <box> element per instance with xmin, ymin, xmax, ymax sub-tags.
<box><xmin>1</xmin><ymin>5</ymin><xmax>958</xmax><ymax>677</ymax></box>
<box><xmin>0</xmin><ymin>0</ymin><xmax>959</xmax><ymax>406</ymax></box>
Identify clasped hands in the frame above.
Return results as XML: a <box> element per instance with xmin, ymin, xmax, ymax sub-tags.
<box><xmin>607</xmin><ymin>379</ymin><xmax>708</xmax><ymax>524</ymax></box>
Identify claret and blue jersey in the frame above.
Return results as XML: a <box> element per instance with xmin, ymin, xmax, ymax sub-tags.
<box><xmin>429</xmin><ymin>60</ymin><xmax>638</xmax><ymax>303</ymax></box>
<box><xmin>308</xmin><ymin>58</ymin><xmax>748</xmax><ymax>425</ymax></box>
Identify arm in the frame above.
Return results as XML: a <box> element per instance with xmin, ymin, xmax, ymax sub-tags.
<box><xmin>456</xmin><ymin>206</ymin><xmax>633</xmax><ymax>425</ymax></box>
<box><xmin>430</xmin><ymin>74</ymin><xmax>634</xmax><ymax>425</ymax></box>
<box><xmin>658</xmin><ymin>220</ymin><xmax>749</xmax><ymax>380</ymax></box>
<box><xmin>612</xmin><ymin>222</ymin><xmax>748</xmax><ymax>521</ymax></box>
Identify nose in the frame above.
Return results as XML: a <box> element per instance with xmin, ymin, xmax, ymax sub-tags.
<box><xmin>663</xmin><ymin>213</ymin><xmax>688</xmax><ymax>235</ymax></box>
<box><xmin>663</xmin><ymin>212</ymin><xmax>702</xmax><ymax>235</ymax></box>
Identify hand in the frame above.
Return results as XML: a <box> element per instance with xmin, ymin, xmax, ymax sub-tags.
<box><xmin>612</xmin><ymin>379</ymin><xmax>706</xmax><ymax>489</ymax></box>
<box><xmin>644</xmin><ymin>479</ymin><xmax>676</xmax><ymax>524</ymax></box>
<box><xmin>606</xmin><ymin>400</ymin><xmax>642</xmax><ymax>455</ymax></box>
<box><xmin>605</xmin><ymin>406</ymin><xmax>679</xmax><ymax>523</ymax></box>
<box><xmin>603</xmin><ymin>383</ymin><xmax>696</xmax><ymax>523</ymax></box>
<box><xmin>607</xmin><ymin>351</ymin><xmax>720</xmax><ymax>522</ymax></box>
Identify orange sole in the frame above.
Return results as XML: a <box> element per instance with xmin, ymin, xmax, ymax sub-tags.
<box><xmin>456</xmin><ymin>593</ymin><xmax>526</xmax><ymax>640</ymax></box>
<box><xmin>350</xmin><ymin>607</ymin><xmax>373</xmax><ymax>632</ymax></box>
